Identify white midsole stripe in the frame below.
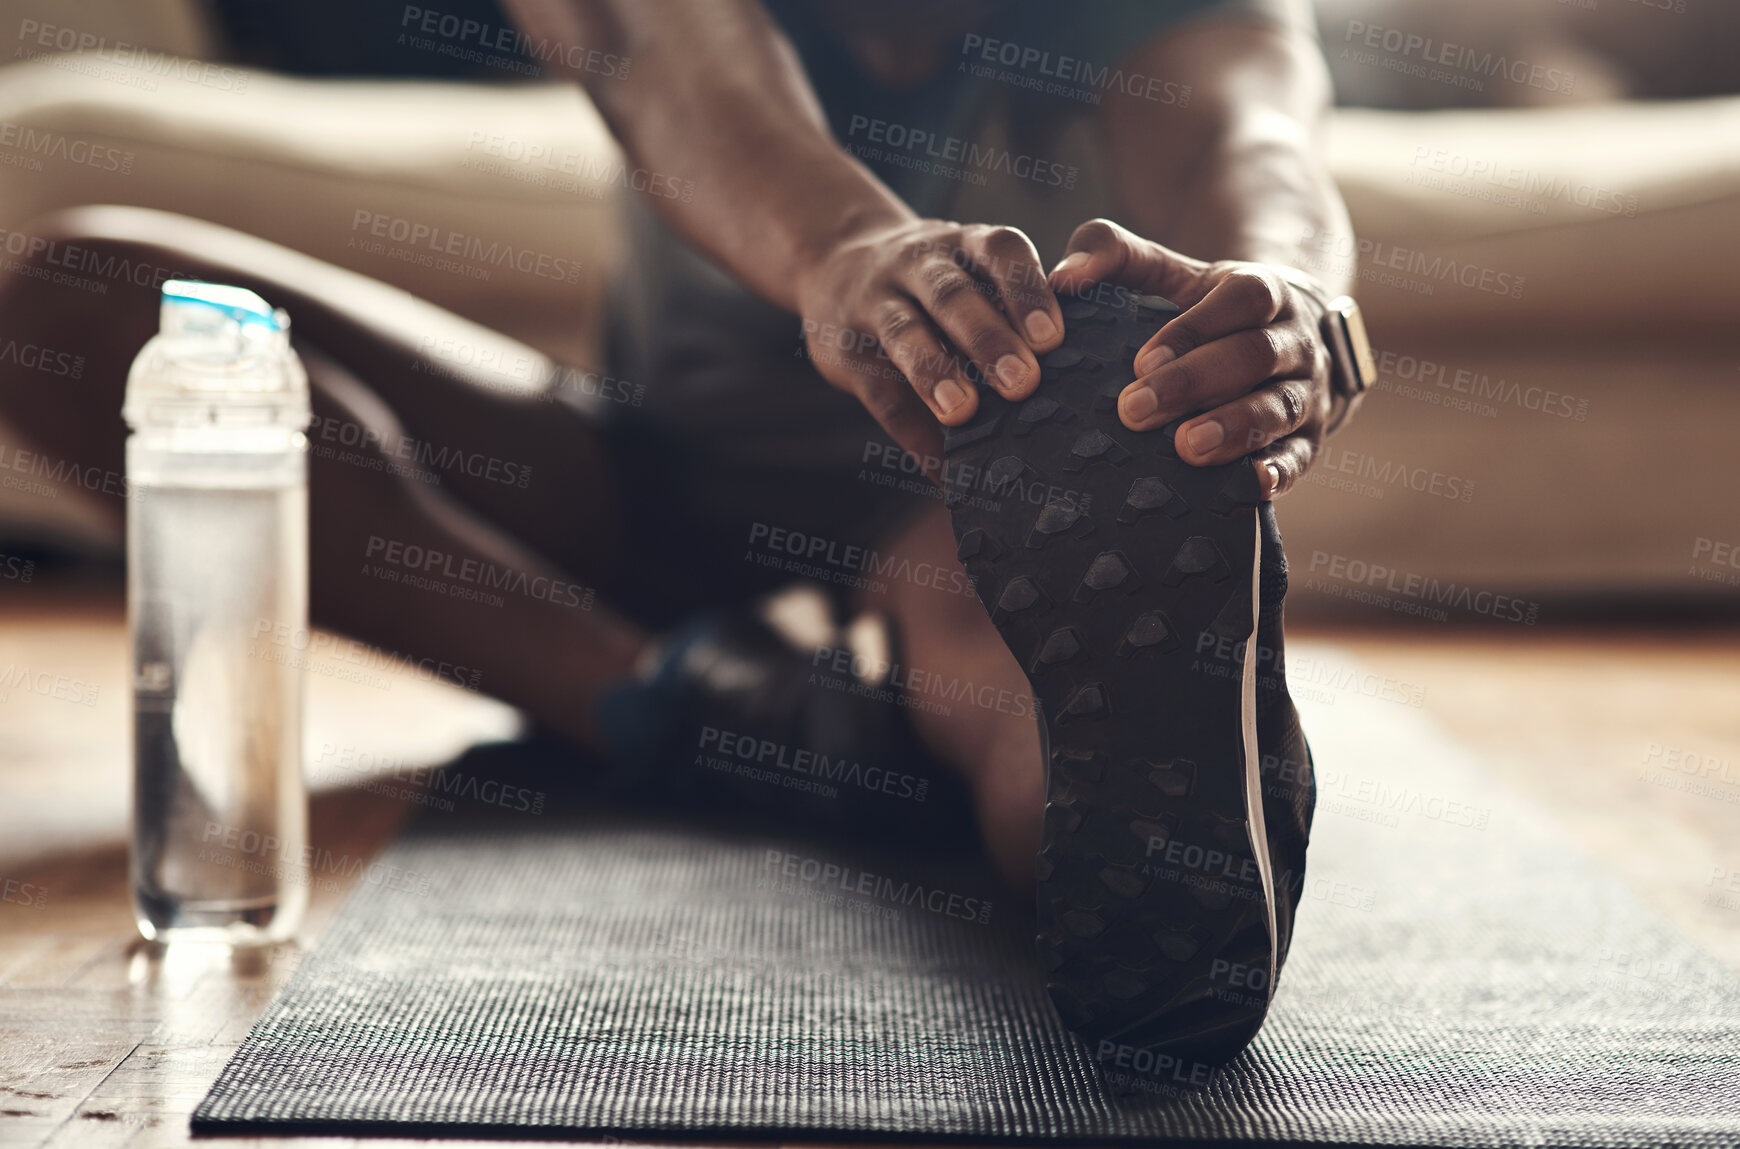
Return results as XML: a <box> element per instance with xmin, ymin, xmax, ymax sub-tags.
<box><xmin>1241</xmin><ymin>515</ymin><xmax>1279</xmax><ymax>1002</ymax></box>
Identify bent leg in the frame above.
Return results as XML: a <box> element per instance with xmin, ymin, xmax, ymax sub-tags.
<box><xmin>0</xmin><ymin>207</ymin><xmax>644</xmax><ymax>746</ymax></box>
<box><xmin>859</xmin><ymin>503</ymin><xmax>1044</xmax><ymax>889</ymax></box>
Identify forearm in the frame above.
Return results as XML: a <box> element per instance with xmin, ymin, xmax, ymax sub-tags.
<box><xmin>1104</xmin><ymin>5</ymin><xmax>1353</xmax><ymax>293</ymax></box>
<box><xmin>499</xmin><ymin>0</ymin><xmax>911</xmax><ymax>310</ymax></box>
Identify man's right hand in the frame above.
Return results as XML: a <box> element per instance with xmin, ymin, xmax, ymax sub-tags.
<box><xmin>794</xmin><ymin>217</ymin><xmax>1065</xmax><ymax>469</ymax></box>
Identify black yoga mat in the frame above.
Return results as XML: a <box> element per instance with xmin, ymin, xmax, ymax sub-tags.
<box><xmin>193</xmin><ymin>685</ymin><xmax>1740</xmax><ymax>1146</ymax></box>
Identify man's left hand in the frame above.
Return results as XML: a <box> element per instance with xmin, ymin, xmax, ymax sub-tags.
<box><xmin>1048</xmin><ymin>218</ymin><xmax>1342</xmax><ymax>499</ymax></box>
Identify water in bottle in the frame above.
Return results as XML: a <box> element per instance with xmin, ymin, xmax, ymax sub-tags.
<box><xmin>125</xmin><ymin>280</ymin><xmax>311</xmax><ymax>945</ymax></box>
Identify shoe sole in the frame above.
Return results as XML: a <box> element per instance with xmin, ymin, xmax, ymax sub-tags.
<box><xmin>943</xmin><ymin>293</ymin><xmax>1277</xmax><ymax>1072</ymax></box>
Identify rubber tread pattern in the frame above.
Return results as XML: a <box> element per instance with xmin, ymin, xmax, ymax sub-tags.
<box><xmin>944</xmin><ymin>293</ymin><xmax>1297</xmax><ymax>1068</ymax></box>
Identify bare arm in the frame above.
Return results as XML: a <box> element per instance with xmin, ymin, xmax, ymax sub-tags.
<box><xmin>500</xmin><ymin>0</ymin><xmax>896</xmax><ymax>309</ymax></box>
<box><xmin>1104</xmin><ymin>0</ymin><xmax>1352</xmax><ymax>286</ymax></box>
<box><xmin>499</xmin><ymin>0</ymin><xmax>1066</xmax><ymax>463</ymax></box>
<box><xmin>1050</xmin><ymin>0</ymin><xmax>1361</xmax><ymax>496</ymax></box>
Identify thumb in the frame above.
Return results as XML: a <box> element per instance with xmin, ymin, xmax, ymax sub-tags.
<box><xmin>1047</xmin><ymin>218</ymin><xmax>1212</xmax><ymax>305</ymax></box>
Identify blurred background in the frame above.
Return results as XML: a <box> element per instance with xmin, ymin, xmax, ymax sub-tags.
<box><xmin>1</xmin><ymin>0</ymin><xmax>1735</xmax><ymax>602</ymax></box>
<box><xmin>0</xmin><ymin>0</ymin><xmax>1735</xmax><ymax>1121</ymax></box>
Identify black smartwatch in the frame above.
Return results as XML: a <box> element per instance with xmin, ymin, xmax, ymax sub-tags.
<box><xmin>1276</xmin><ymin>268</ymin><xmax>1375</xmax><ymax>433</ymax></box>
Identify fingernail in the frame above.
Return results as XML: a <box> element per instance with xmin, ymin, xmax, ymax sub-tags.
<box><xmin>1185</xmin><ymin>420</ymin><xmax>1224</xmax><ymax>455</ymax></box>
<box><xmin>1052</xmin><ymin>252</ymin><xmax>1090</xmax><ymax>276</ymax></box>
<box><xmin>1122</xmin><ymin>387</ymin><xmax>1158</xmax><ymax>424</ymax></box>
<box><xmin>934</xmin><ymin>378</ymin><xmax>969</xmax><ymax>414</ymax></box>
<box><xmin>994</xmin><ymin>354</ymin><xmax>1029</xmax><ymax>392</ymax></box>
<box><xmin>1263</xmin><ymin>462</ymin><xmax>1282</xmax><ymax>496</ymax></box>
<box><xmin>1133</xmin><ymin>345</ymin><xmax>1175</xmax><ymax>377</ymax></box>
<box><xmin>1023</xmin><ymin>311</ymin><xmax>1058</xmax><ymax>345</ymax></box>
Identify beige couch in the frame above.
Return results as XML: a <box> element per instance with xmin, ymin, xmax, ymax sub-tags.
<box><xmin>0</xmin><ymin>12</ymin><xmax>1734</xmax><ymax>610</ymax></box>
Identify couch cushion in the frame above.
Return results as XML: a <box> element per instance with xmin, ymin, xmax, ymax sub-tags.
<box><xmin>0</xmin><ymin>54</ymin><xmax>620</xmax><ymax>358</ymax></box>
<box><xmin>1280</xmin><ymin>340</ymin><xmax>1740</xmax><ymax>607</ymax></box>
<box><xmin>1325</xmin><ymin>99</ymin><xmax>1740</xmax><ymax>338</ymax></box>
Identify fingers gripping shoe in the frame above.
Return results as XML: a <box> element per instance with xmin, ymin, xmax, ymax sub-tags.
<box><xmin>942</xmin><ymin>294</ymin><xmax>1316</xmax><ymax>1071</ymax></box>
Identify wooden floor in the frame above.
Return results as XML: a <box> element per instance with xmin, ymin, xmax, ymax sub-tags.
<box><xmin>2</xmin><ymin>584</ymin><xmax>1738</xmax><ymax>1148</ymax></box>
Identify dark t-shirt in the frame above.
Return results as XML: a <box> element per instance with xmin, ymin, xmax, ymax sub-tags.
<box><xmin>205</xmin><ymin>1</ymin><xmax>1249</xmax><ymax>621</ymax></box>
<box><xmin>213</xmin><ymin>0</ymin><xmax>1229</xmax><ymax>216</ymax></box>
<box><xmin>760</xmin><ymin>0</ymin><xmax>1232</xmax><ymax>214</ymax></box>
<box><xmin>607</xmin><ymin>0</ymin><xmax>1242</xmax><ymax>446</ymax></box>
<box><xmin>593</xmin><ymin>1</ymin><xmax>1250</xmax><ymax>622</ymax></box>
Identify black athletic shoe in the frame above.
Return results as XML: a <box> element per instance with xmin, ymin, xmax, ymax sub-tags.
<box><xmin>943</xmin><ymin>293</ymin><xmax>1315</xmax><ymax>1074</ymax></box>
<box><xmin>592</xmin><ymin>587</ymin><xmax>976</xmax><ymax>844</ymax></box>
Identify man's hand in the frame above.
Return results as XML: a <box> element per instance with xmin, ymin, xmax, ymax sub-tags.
<box><xmin>795</xmin><ymin>218</ymin><xmax>1066</xmax><ymax>467</ymax></box>
<box><xmin>1048</xmin><ymin>218</ymin><xmax>1340</xmax><ymax>499</ymax></box>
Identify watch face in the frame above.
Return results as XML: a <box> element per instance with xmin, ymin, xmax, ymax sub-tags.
<box><xmin>1332</xmin><ymin>297</ymin><xmax>1376</xmax><ymax>392</ymax></box>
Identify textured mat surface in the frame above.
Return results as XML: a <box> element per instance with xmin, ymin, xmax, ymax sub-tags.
<box><xmin>194</xmin><ymin>670</ymin><xmax>1740</xmax><ymax>1145</ymax></box>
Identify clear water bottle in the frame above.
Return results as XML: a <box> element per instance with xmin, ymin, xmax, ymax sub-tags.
<box><xmin>125</xmin><ymin>280</ymin><xmax>311</xmax><ymax>945</ymax></box>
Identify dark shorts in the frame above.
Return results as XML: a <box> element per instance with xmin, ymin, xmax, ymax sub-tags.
<box><xmin>578</xmin><ymin>199</ymin><xmax>933</xmax><ymax>630</ymax></box>
<box><xmin>592</xmin><ymin>407</ymin><xmax>935</xmax><ymax>632</ymax></box>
